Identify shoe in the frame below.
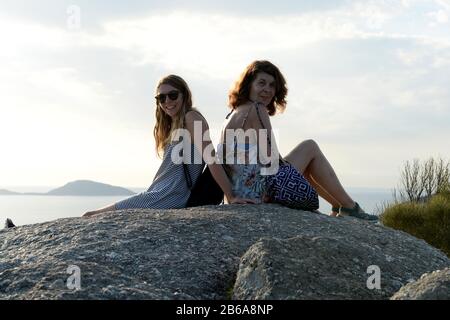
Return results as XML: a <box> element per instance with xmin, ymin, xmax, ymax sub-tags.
<box><xmin>339</xmin><ymin>202</ymin><xmax>378</xmax><ymax>221</ymax></box>
<box><xmin>331</xmin><ymin>206</ymin><xmax>340</xmax><ymax>216</ymax></box>
<box><xmin>5</xmin><ymin>218</ymin><xmax>16</xmax><ymax>229</ymax></box>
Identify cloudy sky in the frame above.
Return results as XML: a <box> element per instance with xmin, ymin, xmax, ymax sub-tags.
<box><xmin>1</xmin><ymin>0</ymin><xmax>449</xmax><ymax>190</ymax></box>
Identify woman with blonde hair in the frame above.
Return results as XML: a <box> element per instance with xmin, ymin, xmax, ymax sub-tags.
<box><xmin>84</xmin><ymin>75</ymin><xmax>253</xmax><ymax>217</ymax></box>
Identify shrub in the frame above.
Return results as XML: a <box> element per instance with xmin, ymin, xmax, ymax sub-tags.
<box><xmin>395</xmin><ymin>157</ymin><xmax>450</xmax><ymax>203</ymax></box>
<box><xmin>380</xmin><ymin>192</ymin><xmax>450</xmax><ymax>257</ymax></box>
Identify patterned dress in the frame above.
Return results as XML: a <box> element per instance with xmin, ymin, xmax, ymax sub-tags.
<box><xmin>115</xmin><ymin>143</ymin><xmax>204</xmax><ymax>210</ymax></box>
<box><xmin>218</xmin><ymin>108</ymin><xmax>270</xmax><ymax>203</ymax></box>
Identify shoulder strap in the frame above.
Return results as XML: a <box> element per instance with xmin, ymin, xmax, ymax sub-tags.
<box><xmin>183</xmin><ymin>163</ymin><xmax>193</xmax><ymax>190</ymax></box>
<box><xmin>254</xmin><ymin>103</ymin><xmax>284</xmax><ymax>165</ymax></box>
<box><xmin>254</xmin><ymin>103</ymin><xmax>265</xmax><ymax>128</ymax></box>
<box><xmin>241</xmin><ymin>106</ymin><xmax>253</xmax><ymax>128</ymax></box>
<box><xmin>224</xmin><ymin>107</ymin><xmax>252</xmax><ymax>128</ymax></box>
<box><xmin>254</xmin><ymin>103</ymin><xmax>271</xmax><ymax>147</ymax></box>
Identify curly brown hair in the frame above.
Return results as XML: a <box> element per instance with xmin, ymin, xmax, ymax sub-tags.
<box><xmin>228</xmin><ymin>60</ymin><xmax>288</xmax><ymax>116</ymax></box>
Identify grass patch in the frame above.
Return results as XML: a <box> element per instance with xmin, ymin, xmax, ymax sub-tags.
<box><xmin>380</xmin><ymin>192</ymin><xmax>450</xmax><ymax>257</ymax></box>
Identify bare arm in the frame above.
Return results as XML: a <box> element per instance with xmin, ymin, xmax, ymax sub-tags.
<box><xmin>82</xmin><ymin>203</ymin><xmax>116</xmax><ymax>218</ymax></box>
<box><xmin>251</xmin><ymin>103</ymin><xmax>281</xmax><ymax>160</ymax></box>
<box><xmin>185</xmin><ymin>111</ymin><xmax>255</xmax><ymax>204</ymax></box>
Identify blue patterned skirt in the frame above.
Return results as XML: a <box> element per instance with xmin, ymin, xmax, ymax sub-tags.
<box><xmin>266</xmin><ymin>163</ymin><xmax>319</xmax><ymax>211</ymax></box>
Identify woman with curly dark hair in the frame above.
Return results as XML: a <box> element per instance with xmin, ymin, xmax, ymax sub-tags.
<box><xmin>220</xmin><ymin>60</ymin><xmax>377</xmax><ymax>220</ymax></box>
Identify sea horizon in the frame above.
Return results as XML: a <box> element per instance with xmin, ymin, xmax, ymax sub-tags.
<box><xmin>2</xmin><ymin>185</ymin><xmax>393</xmax><ymax>194</ymax></box>
<box><xmin>0</xmin><ymin>186</ymin><xmax>395</xmax><ymax>227</ymax></box>
<box><xmin>1</xmin><ymin>185</ymin><xmax>147</xmax><ymax>194</ymax></box>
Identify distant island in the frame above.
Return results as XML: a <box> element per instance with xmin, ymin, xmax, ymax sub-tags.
<box><xmin>0</xmin><ymin>180</ymin><xmax>136</xmax><ymax>196</ymax></box>
<box><xmin>0</xmin><ymin>189</ymin><xmax>20</xmax><ymax>195</ymax></box>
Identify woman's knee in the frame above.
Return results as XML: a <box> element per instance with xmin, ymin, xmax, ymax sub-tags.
<box><xmin>298</xmin><ymin>139</ymin><xmax>319</xmax><ymax>153</ymax></box>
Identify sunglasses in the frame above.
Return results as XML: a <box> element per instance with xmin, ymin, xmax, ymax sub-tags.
<box><xmin>155</xmin><ymin>90</ymin><xmax>180</xmax><ymax>104</ymax></box>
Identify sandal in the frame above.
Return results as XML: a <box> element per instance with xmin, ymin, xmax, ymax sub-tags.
<box><xmin>332</xmin><ymin>206</ymin><xmax>340</xmax><ymax>216</ymax></box>
<box><xmin>339</xmin><ymin>202</ymin><xmax>378</xmax><ymax>221</ymax></box>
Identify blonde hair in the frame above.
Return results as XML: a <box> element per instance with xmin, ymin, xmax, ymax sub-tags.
<box><xmin>153</xmin><ymin>75</ymin><xmax>193</xmax><ymax>157</ymax></box>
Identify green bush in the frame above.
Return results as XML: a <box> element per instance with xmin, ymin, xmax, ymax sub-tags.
<box><xmin>380</xmin><ymin>191</ymin><xmax>450</xmax><ymax>257</ymax></box>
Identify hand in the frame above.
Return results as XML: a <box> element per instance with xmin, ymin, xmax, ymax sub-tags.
<box><xmin>82</xmin><ymin>204</ymin><xmax>116</xmax><ymax>218</ymax></box>
<box><xmin>82</xmin><ymin>211</ymin><xmax>99</xmax><ymax>218</ymax></box>
<box><xmin>228</xmin><ymin>196</ymin><xmax>257</xmax><ymax>204</ymax></box>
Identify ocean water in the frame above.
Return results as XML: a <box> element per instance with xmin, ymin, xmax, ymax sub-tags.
<box><xmin>319</xmin><ymin>190</ymin><xmax>395</xmax><ymax>215</ymax></box>
<box><xmin>0</xmin><ymin>189</ymin><xmax>395</xmax><ymax>227</ymax></box>
<box><xmin>0</xmin><ymin>195</ymin><xmax>125</xmax><ymax>227</ymax></box>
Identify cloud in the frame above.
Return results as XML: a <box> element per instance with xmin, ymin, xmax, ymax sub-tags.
<box><xmin>427</xmin><ymin>0</ymin><xmax>450</xmax><ymax>26</ymax></box>
<box><xmin>77</xmin><ymin>12</ymin><xmax>359</xmax><ymax>79</ymax></box>
<box><xmin>1</xmin><ymin>2</ymin><xmax>449</xmax><ymax>187</ymax></box>
<box><xmin>427</xmin><ymin>10</ymin><xmax>449</xmax><ymax>26</ymax></box>
<box><xmin>0</xmin><ymin>0</ymin><xmax>349</xmax><ymax>28</ymax></box>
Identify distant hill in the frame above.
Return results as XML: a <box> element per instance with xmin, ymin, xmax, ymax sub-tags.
<box><xmin>46</xmin><ymin>180</ymin><xmax>136</xmax><ymax>196</ymax></box>
<box><xmin>0</xmin><ymin>189</ymin><xmax>20</xmax><ymax>195</ymax></box>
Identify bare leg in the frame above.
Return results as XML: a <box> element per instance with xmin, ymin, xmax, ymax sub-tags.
<box><xmin>303</xmin><ymin>167</ymin><xmax>340</xmax><ymax>216</ymax></box>
<box><xmin>284</xmin><ymin>140</ymin><xmax>355</xmax><ymax>209</ymax></box>
<box><xmin>83</xmin><ymin>204</ymin><xmax>116</xmax><ymax>218</ymax></box>
<box><xmin>304</xmin><ymin>167</ymin><xmax>339</xmax><ymax>206</ymax></box>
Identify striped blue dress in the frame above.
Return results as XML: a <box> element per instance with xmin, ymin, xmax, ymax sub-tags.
<box><xmin>115</xmin><ymin>143</ymin><xmax>204</xmax><ymax>210</ymax></box>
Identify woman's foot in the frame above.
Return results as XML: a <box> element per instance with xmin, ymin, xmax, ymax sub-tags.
<box><xmin>338</xmin><ymin>202</ymin><xmax>378</xmax><ymax>221</ymax></box>
<box><xmin>330</xmin><ymin>206</ymin><xmax>340</xmax><ymax>217</ymax></box>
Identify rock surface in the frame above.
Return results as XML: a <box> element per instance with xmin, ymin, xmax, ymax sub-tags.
<box><xmin>232</xmin><ymin>235</ymin><xmax>448</xmax><ymax>300</ymax></box>
<box><xmin>0</xmin><ymin>204</ymin><xmax>448</xmax><ymax>300</ymax></box>
<box><xmin>390</xmin><ymin>268</ymin><xmax>450</xmax><ymax>300</ymax></box>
